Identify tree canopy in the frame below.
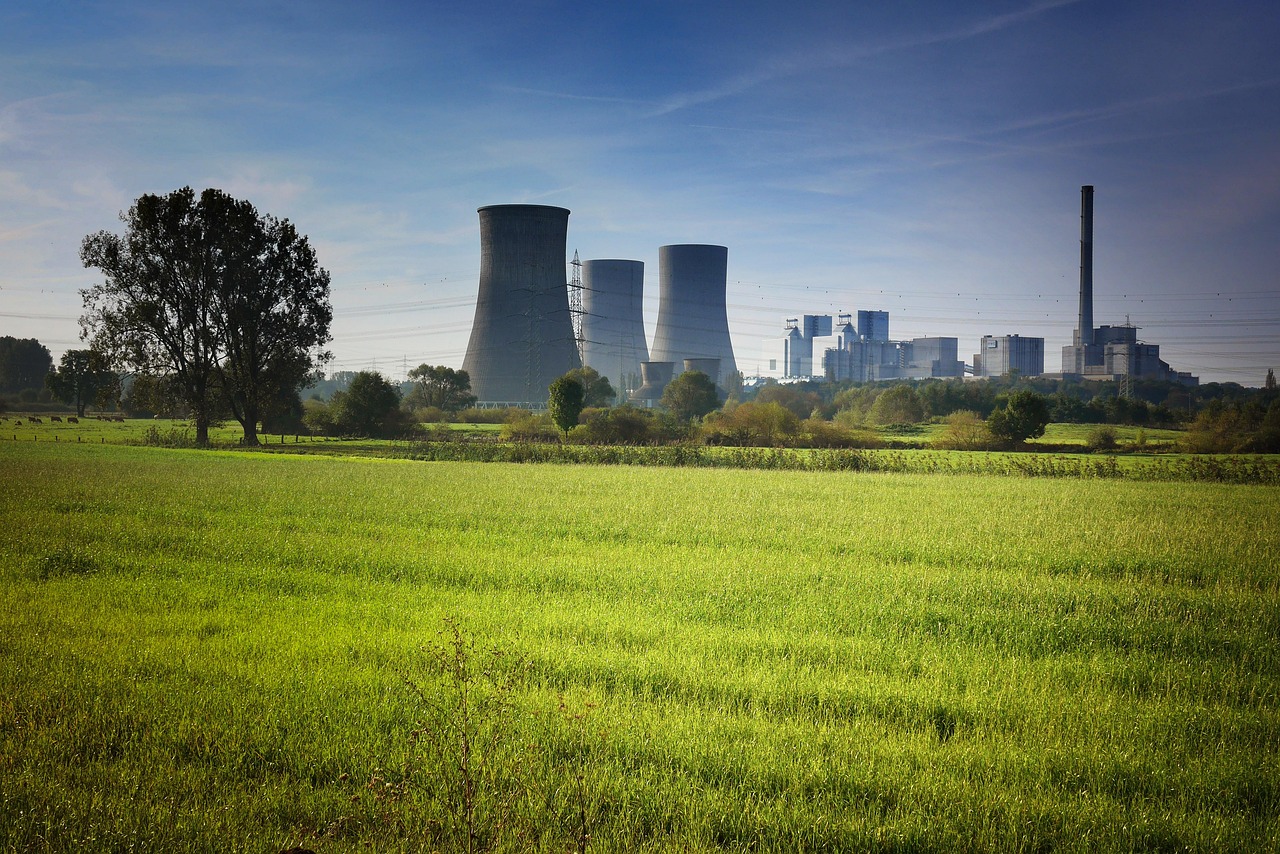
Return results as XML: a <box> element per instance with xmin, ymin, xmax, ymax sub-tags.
<box><xmin>80</xmin><ymin>187</ymin><xmax>331</xmax><ymax>445</ymax></box>
<box><xmin>987</xmin><ymin>390</ymin><xmax>1051</xmax><ymax>445</ymax></box>
<box><xmin>404</xmin><ymin>364</ymin><xmax>477</xmax><ymax>413</ymax></box>
<box><xmin>548</xmin><ymin>375</ymin><xmax>586</xmax><ymax>435</ymax></box>
<box><xmin>0</xmin><ymin>337</ymin><xmax>52</xmax><ymax>395</ymax></box>
<box><xmin>45</xmin><ymin>349</ymin><xmax>119</xmax><ymax>416</ymax></box>
<box><xmin>563</xmin><ymin>366</ymin><xmax>615</xmax><ymax>408</ymax></box>
<box><xmin>660</xmin><ymin>370</ymin><xmax>719</xmax><ymax>422</ymax></box>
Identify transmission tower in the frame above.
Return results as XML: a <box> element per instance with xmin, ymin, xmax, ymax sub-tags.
<box><xmin>569</xmin><ymin>250</ymin><xmax>585</xmax><ymax>363</ymax></box>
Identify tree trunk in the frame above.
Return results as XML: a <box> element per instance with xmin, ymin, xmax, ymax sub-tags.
<box><xmin>241</xmin><ymin>403</ymin><xmax>260</xmax><ymax>447</ymax></box>
<box><xmin>195</xmin><ymin>414</ymin><xmax>210</xmax><ymax>446</ymax></box>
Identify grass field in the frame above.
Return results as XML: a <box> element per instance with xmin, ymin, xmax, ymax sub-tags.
<box><xmin>2</xmin><ymin>441</ymin><xmax>1278</xmax><ymax>852</ymax></box>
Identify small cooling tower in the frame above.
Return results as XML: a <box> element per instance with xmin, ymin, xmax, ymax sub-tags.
<box><xmin>649</xmin><ymin>244</ymin><xmax>737</xmax><ymax>378</ymax></box>
<box><xmin>581</xmin><ymin>259</ymin><xmax>648</xmax><ymax>399</ymax></box>
<box><xmin>461</xmin><ymin>204</ymin><xmax>581</xmax><ymax>403</ymax></box>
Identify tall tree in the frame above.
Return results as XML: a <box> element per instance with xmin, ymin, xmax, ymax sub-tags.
<box><xmin>45</xmin><ymin>349</ymin><xmax>118</xmax><ymax>416</ymax></box>
<box><xmin>548</xmin><ymin>375</ymin><xmax>586</xmax><ymax>436</ymax></box>
<box><xmin>660</xmin><ymin>370</ymin><xmax>719</xmax><ymax>422</ymax></box>
<box><xmin>80</xmin><ymin>187</ymin><xmax>331</xmax><ymax>446</ymax></box>
<box><xmin>405</xmin><ymin>364</ymin><xmax>477</xmax><ymax>413</ymax></box>
<box><xmin>987</xmin><ymin>389</ymin><xmax>1051</xmax><ymax>445</ymax></box>
<box><xmin>0</xmin><ymin>337</ymin><xmax>53</xmax><ymax>395</ymax></box>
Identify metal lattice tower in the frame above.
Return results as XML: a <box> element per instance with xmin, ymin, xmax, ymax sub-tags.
<box><xmin>569</xmin><ymin>250</ymin><xmax>585</xmax><ymax>363</ymax></box>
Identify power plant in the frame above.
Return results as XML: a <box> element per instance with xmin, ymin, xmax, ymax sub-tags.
<box><xmin>461</xmin><ymin>205</ymin><xmax>581</xmax><ymax>404</ymax></box>
<box><xmin>1060</xmin><ymin>186</ymin><xmax>1196</xmax><ymax>384</ymax></box>
<box><xmin>458</xmin><ymin>187</ymin><xmax>1195</xmax><ymax>405</ymax></box>
<box><xmin>649</xmin><ymin>244</ymin><xmax>738</xmax><ymax>381</ymax></box>
<box><xmin>580</xmin><ymin>259</ymin><xmax>648</xmax><ymax>399</ymax></box>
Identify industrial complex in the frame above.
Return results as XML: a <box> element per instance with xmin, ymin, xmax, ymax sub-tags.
<box><xmin>459</xmin><ymin>188</ymin><xmax>1196</xmax><ymax>406</ymax></box>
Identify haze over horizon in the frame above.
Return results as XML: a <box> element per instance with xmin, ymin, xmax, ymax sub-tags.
<box><xmin>2</xmin><ymin>0</ymin><xmax>1278</xmax><ymax>386</ymax></box>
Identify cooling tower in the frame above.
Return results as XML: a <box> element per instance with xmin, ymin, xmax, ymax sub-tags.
<box><xmin>682</xmin><ymin>358</ymin><xmax>721</xmax><ymax>387</ymax></box>
<box><xmin>1077</xmin><ymin>185</ymin><xmax>1095</xmax><ymax>347</ymax></box>
<box><xmin>461</xmin><ymin>204</ymin><xmax>581</xmax><ymax>403</ymax></box>
<box><xmin>650</xmin><ymin>244</ymin><xmax>737</xmax><ymax>378</ymax></box>
<box><xmin>581</xmin><ymin>259</ymin><xmax>648</xmax><ymax>398</ymax></box>
<box><xmin>629</xmin><ymin>361</ymin><xmax>674</xmax><ymax>406</ymax></box>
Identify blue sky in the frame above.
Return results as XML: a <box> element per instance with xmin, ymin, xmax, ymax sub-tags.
<box><xmin>2</xmin><ymin>0</ymin><xmax>1277</xmax><ymax>384</ymax></box>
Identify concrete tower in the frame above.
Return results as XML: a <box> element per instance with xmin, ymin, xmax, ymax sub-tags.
<box><xmin>649</xmin><ymin>244</ymin><xmax>737</xmax><ymax>380</ymax></box>
<box><xmin>581</xmin><ymin>259</ymin><xmax>648</xmax><ymax>399</ymax></box>
<box><xmin>461</xmin><ymin>204</ymin><xmax>581</xmax><ymax>404</ymax></box>
<box><xmin>1077</xmin><ymin>185</ymin><xmax>1095</xmax><ymax>347</ymax></box>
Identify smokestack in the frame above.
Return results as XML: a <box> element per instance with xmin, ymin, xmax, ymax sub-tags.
<box><xmin>650</xmin><ymin>244</ymin><xmax>737</xmax><ymax>378</ymax></box>
<box><xmin>1078</xmin><ymin>185</ymin><xmax>1094</xmax><ymax>347</ymax></box>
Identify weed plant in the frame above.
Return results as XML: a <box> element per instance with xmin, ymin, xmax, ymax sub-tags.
<box><xmin>1</xmin><ymin>442</ymin><xmax>1277</xmax><ymax>851</ymax></box>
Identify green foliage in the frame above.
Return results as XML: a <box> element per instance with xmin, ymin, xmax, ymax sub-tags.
<box><xmin>1087</xmin><ymin>425</ymin><xmax>1119</xmax><ymax>452</ymax></box>
<box><xmin>702</xmin><ymin>401</ymin><xmax>799</xmax><ymax>446</ymax></box>
<box><xmin>933</xmin><ymin>410</ymin><xmax>991</xmax><ymax>450</ymax></box>
<box><xmin>548</xmin><ymin>375</ymin><xmax>586</xmax><ymax>435</ymax></box>
<box><xmin>322</xmin><ymin>371</ymin><xmax>413</xmax><ymax>437</ymax></box>
<box><xmin>562</xmin><ymin>366</ymin><xmax>615</xmax><ymax>408</ymax></box>
<box><xmin>569</xmin><ymin>405</ymin><xmax>657</xmax><ymax>444</ymax></box>
<box><xmin>660</xmin><ymin>370</ymin><xmax>718</xmax><ymax>422</ymax></box>
<box><xmin>45</xmin><ymin>349</ymin><xmax>119</xmax><ymax>417</ymax></box>
<box><xmin>868</xmin><ymin>383</ymin><xmax>924</xmax><ymax>426</ymax></box>
<box><xmin>988</xmin><ymin>389</ymin><xmax>1051</xmax><ymax>445</ymax></box>
<box><xmin>0</xmin><ymin>336</ymin><xmax>52</xmax><ymax>396</ymax></box>
<box><xmin>404</xmin><ymin>364</ymin><xmax>477</xmax><ymax>414</ymax></box>
<box><xmin>755</xmin><ymin>384</ymin><xmax>823</xmax><ymax>420</ymax></box>
<box><xmin>80</xmin><ymin>187</ymin><xmax>332</xmax><ymax>446</ymax></box>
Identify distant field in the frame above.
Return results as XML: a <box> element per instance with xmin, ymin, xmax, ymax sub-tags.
<box><xmin>2</xmin><ymin>442</ymin><xmax>1276</xmax><ymax>852</ymax></box>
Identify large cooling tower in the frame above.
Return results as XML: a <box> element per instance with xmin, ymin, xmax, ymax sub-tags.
<box><xmin>461</xmin><ymin>204</ymin><xmax>581</xmax><ymax>403</ymax></box>
<box><xmin>581</xmin><ymin>259</ymin><xmax>648</xmax><ymax>398</ymax></box>
<box><xmin>649</xmin><ymin>244</ymin><xmax>737</xmax><ymax>377</ymax></box>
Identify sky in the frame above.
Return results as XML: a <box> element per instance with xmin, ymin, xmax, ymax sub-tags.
<box><xmin>2</xmin><ymin>0</ymin><xmax>1278</xmax><ymax>386</ymax></box>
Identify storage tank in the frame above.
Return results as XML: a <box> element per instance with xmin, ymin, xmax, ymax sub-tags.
<box><xmin>461</xmin><ymin>204</ymin><xmax>581</xmax><ymax>403</ymax></box>
<box><xmin>649</xmin><ymin>244</ymin><xmax>737</xmax><ymax>378</ymax></box>
<box><xmin>581</xmin><ymin>259</ymin><xmax>648</xmax><ymax>399</ymax></box>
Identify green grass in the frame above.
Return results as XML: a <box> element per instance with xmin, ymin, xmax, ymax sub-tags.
<box><xmin>1</xmin><ymin>442</ymin><xmax>1278</xmax><ymax>851</ymax></box>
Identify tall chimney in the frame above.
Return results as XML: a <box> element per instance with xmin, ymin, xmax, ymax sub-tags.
<box><xmin>1077</xmin><ymin>185</ymin><xmax>1094</xmax><ymax>347</ymax></box>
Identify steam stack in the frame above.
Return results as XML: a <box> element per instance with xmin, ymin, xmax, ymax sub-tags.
<box><xmin>1077</xmin><ymin>185</ymin><xmax>1094</xmax><ymax>348</ymax></box>
<box><xmin>649</xmin><ymin>244</ymin><xmax>737</xmax><ymax>380</ymax></box>
<box><xmin>461</xmin><ymin>204</ymin><xmax>581</xmax><ymax>404</ymax></box>
<box><xmin>581</xmin><ymin>259</ymin><xmax>648</xmax><ymax>399</ymax></box>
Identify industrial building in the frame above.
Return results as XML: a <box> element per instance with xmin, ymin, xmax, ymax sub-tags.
<box><xmin>974</xmin><ymin>334</ymin><xmax>1045</xmax><ymax>377</ymax></box>
<box><xmin>1059</xmin><ymin>186</ymin><xmax>1197</xmax><ymax>385</ymax></box>
<box><xmin>580</xmin><ymin>259</ymin><xmax>648</xmax><ymax>399</ymax></box>
<box><xmin>761</xmin><ymin>311</ymin><xmax>962</xmax><ymax>381</ymax></box>
<box><xmin>461</xmin><ymin>204</ymin><xmax>581</xmax><ymax>404</ymax></box>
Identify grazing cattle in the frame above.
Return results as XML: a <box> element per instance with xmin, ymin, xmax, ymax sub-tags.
<box><xmin>29</xmin><ymin>416</ymin><xmax>42</xmax><ymax>424</ymax></box>
<box><xmin>50</xmin><ymin>415</ymin><xmax>62</xmax><ymax>422</ymax></box>
<box><xmin>67</xmin><ymin>416</ymin><xmax>79</xmax><ymax>424</ymax></box>
<box><xmin>112</xmin><ymin>416</ymin><xmax>125</xmax><ymax>423</ymax></box>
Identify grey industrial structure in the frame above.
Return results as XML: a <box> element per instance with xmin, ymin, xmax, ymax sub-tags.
<box><xmin>974</xmin><ymin>334</ymin><xmax>1045</xmax><ymax>377</ymax></box>
<box><xmin>762</xmin><ymin>312</ymin><xmax>964</xmax><ymax>381</ymax></box>
<box><xmin>1059</xmin><ymin>186</ymin><xmax>1197</xmax><ymax>384</ymax></box>
<box><xmin>461</xmin><ymin>205</ymin><xmax>581</xmax><ymax>404</ymax></box>
<box><xmin>649</xmin><ymin>244</ymin><xmax>738</xmax><ymax>379</ymax></box>
<box><xmin>580</xmin><ymin>259</ymin><xmax>648</xmax><ymax>399</ymax></box>
<box><xmin>463</xmin><ymin>207</ymin><xmax>737</xmax><ymax>406</ymax></box>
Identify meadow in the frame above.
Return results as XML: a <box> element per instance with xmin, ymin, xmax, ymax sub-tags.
<box><xmin>1</xmin><ymin>441</ymin><xmax>1277</xmax><ymax>852</ymax></box>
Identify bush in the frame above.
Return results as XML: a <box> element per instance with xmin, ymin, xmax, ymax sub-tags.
<box><xmin>1087</xmin><ymin>425</ymin><xmax>1119</xmax><ymax>452</ymax></box>
<box><xmin>500</xmin><ymin>412</ymin><xmax>558</xmax><ymax>442</ymax></box>
<box><xmin>934</xmin><ymin>410</ymin><xmax>991</xmax><ymax>450</ymax></box>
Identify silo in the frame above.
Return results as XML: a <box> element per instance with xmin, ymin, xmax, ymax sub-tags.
<box><xmin>650</xmin><ymin>244</ymin><xmax>737</xmax><ymax>378</ymax></box>
<box><xmin>581</xmin><ymin>259</ymin><xmax>648</xmax><ymax>399</ymax></box>
<box><xmin>461</xmin><ymin>204</ymin><xmax>581</xmax><ymax>404</ymax></box>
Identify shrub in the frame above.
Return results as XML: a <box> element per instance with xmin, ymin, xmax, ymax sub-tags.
<box><xmin>934</xmin><ymin>410</ymin><xmax>991</xmax><ymax>450</ymax></box>
<box><xmin>1087</xmin><ymin>425</ymin><xmax>1119</xmax><ymax>452</ymax></box>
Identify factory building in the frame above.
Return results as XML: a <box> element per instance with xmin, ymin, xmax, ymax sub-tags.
<box><xmin>857</xmin><ymin>310</ymin><xmax>890</xmax><ymax>343</ymax></box>
<box><xmin>580</xmin><ymin>259</ymin><xmax>648</xmax><ymax>399</ymax></box>
<box><xmin>974</xmin><ymin>334</ymin><xmax>1045</xmax><ymax>377</ymax></box>
<box><xmin>1059</xmin><ymin>186</ymin><xmax>1197</xmax><ymax>385</ymax></box>
<box><xmin>462</xmin><ymin>204</ymin><xmax>581</xmax><ymax>405</ymax></box>
<box><xmin>760</xmin><ymin>315</ymin><xmax>834</xmax><ymax>379</ymax></box>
